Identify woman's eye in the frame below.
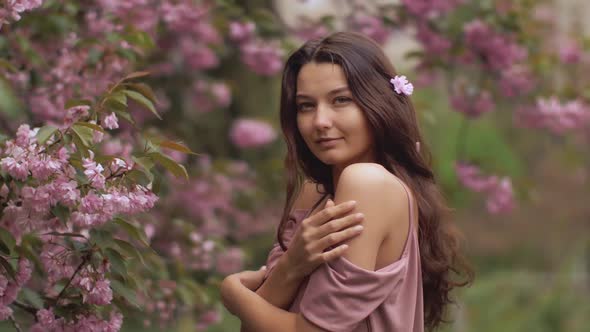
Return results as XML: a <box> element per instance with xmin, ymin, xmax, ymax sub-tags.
<box><xmin>297</xmin><ymin>103</ymin><xmax>314</xmax><ymax>111</ymax></box>
<box><xmin>334</xmin><ymin>96</ymin><xmax>352</xmax><ymax>104</ymax></box>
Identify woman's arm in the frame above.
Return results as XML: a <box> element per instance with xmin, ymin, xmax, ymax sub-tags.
<box><xmin>251</xmin><ymin>181</ymin><xmax>324</xmax><ymax>309</ymax></box>
<box><xmin>223</xmin><ymin>273</ymin><xmax>324</xmax><ymax>332</ymax></box>
<box><xmin>227</xmin><ymin>163</ymin><xmax>409</xmax><ymax>331</ymax></box>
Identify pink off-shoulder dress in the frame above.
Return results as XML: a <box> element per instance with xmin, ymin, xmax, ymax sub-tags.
<box><xmin>264</xmin><ymin>180</ymin><xmax>424</xmax><ymax>332</ymax></box>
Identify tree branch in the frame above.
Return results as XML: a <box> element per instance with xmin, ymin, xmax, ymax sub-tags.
<box><xmin>8</xmin><ymin>315</ymin><xmax>22</xmax><ymax>332</ymax></box>
<box><xmin>12</xmin><ymin>300</ymin><xmax>37</xmax><ymax>316</ymax></box>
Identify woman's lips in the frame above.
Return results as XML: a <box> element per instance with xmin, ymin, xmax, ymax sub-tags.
<box><xmin>316</xmin><ymin>138</ymin><xmax>342</xmax><ymax>148</ymax></box>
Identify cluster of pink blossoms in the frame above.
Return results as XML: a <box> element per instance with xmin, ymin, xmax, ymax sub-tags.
<box><xmin>516</xmin><ymin>97</ymin><xmax>590</xmax><ymax>135</ymax></box>
<box><xmin>402</xmin><ymin>0</ymin><xmax>463</xmax><ymax>18</ymax></box>
<box><xmin>450</xmin><ymin>87</ymin><xmax>494</xmax><ymax>118</ymax></box>
<box><xmin>0</xmin><ymin>0</ymin><xmax>43</xmax><ymax>29</ymax></box>
<box><xmin>0</xmin><ymin>259</ymin><xmax>32</xmax><ymax>320</ymax></box>
<box><xmin>455</xmin><ymin>162</ymin><xmax>515</xmax><ymax>214</ymax></box>
<box><xmin>347</xmin><ymin>14</ymin><xmax>391</xmax><ymax>44</ymax></box>
<box><xmin>229</xmin><ymin>21</ymin><xmax>285</xmax><ymax>76</ymax></box>
<box><xmin>229</xmin><ymin>118</ymin><xmax>277</xmax><ymax>149</ymax></box>
<box><xmin>29</xmin><ymin>309</ymin><xmax>123</xmax><ymax>332</ymax></box>
<box><xmin>192</xmin><ymin>80</ymin><xmax>232</xmax><ymax>113</ymax></box>
<box><xmin>463</xmin><ymin>19</ymin><xmax>527</xmax><ymax>71</ymax></box>
<box><xmin>0</xmin><ymin>122</ymin><xmax>158</xmax><ymax>329</ymax></box>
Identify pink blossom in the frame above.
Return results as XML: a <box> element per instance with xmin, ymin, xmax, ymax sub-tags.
<box><xmin>390</xmin><ymin>75</ymin><xmax>414</xmax><ymax>95</ymax></box>
<box><xmin>82</xmin><ymin>152</ymin><xmax>106</xmax><ymax>189</ymax></box>
<box><xmin>192</xmin><ymin>80</ymin><xmax>232</xmax><ymax>113</ymax></box>
<box><xmin>455</xmin><ymin>162</ymin><xmax>515</xmax><ymax>214</ymax></box>
<box><xmin>215</xmin><ymin>247</ymin><xmax>244</xmax><ymax>275</ymax></box>
<box><xmin>451</xmin><ymin>89</ymin><xmax>494</xmax><ymax>118</ymax></box>
<box><xmin>196</xmin><ymin>309</ymin><xmax>221</xmax><ymax>330</ymax></box>
<box><xmin>180</xmin><ymin>38</ymin><xmax>219</xmax><ymax>70</ymax></box>
<box><xmin>239</xmin><ymin>39</ymin><xmax>284</xmax><ymax>76</ymax></box>
<box><xmin>463</xmin><ymin>19</ymin><xmax>527</xmax><ymax>70</ymax></box>
<box><xmin>0</xmin><ymin>184</ymin><xmax>8</xmax><ymax>199</ymax></box>
<box><xmin>517</xmin><ymin>97</ymin><xmax>590</xmax><ymax>134</ymax></box>
<box><xmin>417</xmin><ymin>23</ymin><xmax>451</xmax><ymax>54</ymax></box>
<box><xmin>0</xmin><ymin>0</ymin><xmax>44</xmax><ymax>29</ymax></box>
<box><xmin>295</xmin><ymin>24</ymin><xmax>329</xmax><ymax>41</ymax></box>
<box><xmin>558</xmin><ymin>39</ymin><xmax>582</xmax><ymax>64</ymax></box>
<box><xmin>229</xmin><ymin>118</ymin><xmax>277</xmax><ymax>148</ymax></box>
<box><xmin>486</xmin><ymin>178</ymin><xmax>515</xmax><ymax>214</ymax></box>
<box><xmin>83</xmin><ymin>279</ymin><xmax>113</xmax><ymax>305</ymax></box>
<box><xmin>103</xmin><ymin>112</ymin><xmax>119</xmax><ymax>130</ymax></box>
<box><xmin>402</xmin><ymin>0</ymin><xmax>463</xmax><ymax>18</ymax></box>
<box><xmin>64</xmin><ymin>105</ymin><xmax>90</xmax><ymax>126</ymax></box>
<box><xmin>348</xmin><ymin>14</ymin><xmax>391</xmax><ymax>44</ymax></box>
<box><xmin>229</xmin><ymin>21</ymin><xmax>256</xmax><ymax>42</ymax></box>
<box><xmin>499</xmin><ymin>65</ymin><xmax>535</xmax><ymax>97</ymax></box>
<box><xmin>0</xmin><ymin>154</ymin><xmax>29</xmax><ymax>180</ymax></box>
<box><xmin>0</xmin><ymin>305</ymin><xmax>12</xmax><ymax>321</ymax></box>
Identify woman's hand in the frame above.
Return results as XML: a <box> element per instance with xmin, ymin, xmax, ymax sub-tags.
<box><xmin>282</xmin><ymin>199</ymin><xmax>364</xmax><ymax>279</ymax></box>
<box><xmin>221</xmin><ymin>267</ymin><xmax>267</xmax><ymax>315</ymax></box>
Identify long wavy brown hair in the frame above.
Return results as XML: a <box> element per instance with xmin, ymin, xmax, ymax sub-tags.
<box><xmin>276</xmin><ymin>32</ymin><xmax>474</xmax><ymax>330</ymax></box>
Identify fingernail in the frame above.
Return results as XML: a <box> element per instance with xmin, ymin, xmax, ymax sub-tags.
<box><xmin>353</xmin><ymin>225</ymin><xmax>364</xmax><ymax>231</ymax></box>
<box><xmin>348</xmin><ymin>200</ymin><xmax>357</xmax><ymax>206</ymax></box>
<box><xmin>260</xmin><ymin>265</ymin><xmax>267</xmax><ymax>270</ymax></box>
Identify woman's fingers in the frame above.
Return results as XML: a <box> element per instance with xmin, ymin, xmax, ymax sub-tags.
<box><xmin>315</xmin><ymin>212</ymin><xmax>364</xmax><ymax>238</ymax></box>
<box><xmin>316</xmin><ymin>224</ymin><xmax>364</xmax><ymax>251</ymax></box>
<box><xmin>306</xmin><ymin>200</ymin><xmax>356</xmax><ymax>226</ymax></box>
<box><xmin>320</xmin><ymin>244</ymin><xmax>350</xmax><ymax>263</ymax></box>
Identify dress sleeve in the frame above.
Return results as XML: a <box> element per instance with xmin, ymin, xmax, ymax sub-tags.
<box><xmin>263</xmin><ymin>211</ymin><xmax>301</xmax><ymax>279</ymax></box>
<box><xmin>299</xmin><ymin>255</ymin><xmax>408</xmax><ymax>332</ymax></box>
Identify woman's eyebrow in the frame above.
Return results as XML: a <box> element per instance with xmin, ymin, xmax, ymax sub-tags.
<box><xmin>296</xmin><ymin>86</ymin><xmax>350</xmax><ymax>99</ymax></box>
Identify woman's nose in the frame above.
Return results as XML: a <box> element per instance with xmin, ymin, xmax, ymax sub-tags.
<box><xmin>313</xmin><ymin>104</ymin><xmax>333</xmax><ymax>129</ymax></box>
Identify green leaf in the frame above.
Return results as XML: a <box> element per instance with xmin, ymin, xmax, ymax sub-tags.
<box><xmin>111</xmin><ymin>279</ymin><xmax>140</xmax><ymax>308</ymax></box>
<box><xmin>0</xmin><ymin>256</ymin><xmax>16</xmax><ymax>281</ymax></box>
<box><xmin>113</xmin><ymin>109</ymin><xmax>135</xmax><ymax>124</ymax></box>
<box><xmin>43</xmin><ymin>232</ymin><xmax>86</xmax><ymax>238</ymax></box>
<box><xmin>114</xmin><ymin>217</ymin><xmax>149</xmax><ymax>246</ymax></box>
<box><xmin>0</xmin><ymin>227</ymin><xmax>16</xmax><ymax>254</ymax></box>
<box><xmin>158</xmin><ymin>140</ymin><xmax>197</xmax><ymax>155</ymax></box>
<box><xmin>70</xmin><ymin>123</ymin><xmax>94</xmax><ymax>147</ymax></box>
<box><xmin>90</xmin><ymin>229</ymin><xmax>114</xmax><ymax>249</ymax></box>
<box><xmin>73</xmin><ymin>121</ymin><xmax>105</xmax><ymax>133</ymax></box>
<box><xmin>36</xmin><ymin>125</ymin><xmax>58</xmax><ymax>145</ymax></box>
<box><xmin>176</xmin><ymin>283</ymin><xmax>194</xmax><ymax>306</ymax></box>
<box><xmin>124</xmin><ymin>90</ymin><xmax>161</xmax><ymax>120</ymax></box>
<box><xmin>123</xmin><ymin>83</ymin><xmax>158</xmax><ymax>104</ymax></box>
<box><xmin>0</xmin><ymin>241</ymin><xmax>9</xmax><ymax>255</ymax></box>
<box><xmin>0</xmin><ymin>59</ymin><xmax>17</xmax><ymax>72</ymax></box>
<box><xmin>21</xmin><ymin>288</ymin><xmax>44</xmax><ymax>309</ymax></box>
<box><xmin>125</xmin><ymin>169</ymin><xmax>152</xmax><ymax>186</ymax></box>
<box><xmin>148</xmin><ymin>152</ymin><xmax>188</xmax><ymax>180</ymax></box>
<box><xmin>104</xmin><ymin>247</ymin><xmax>127</xmax><ymax>277</ymax></box>
<box><xmin>64</xmin><ymin>99</ymin><xmax>92</xmax><ymax>109</ymax></box>
<box><xmin>132</xmin><ymin>156</ymin><xmax>154</xmax><ymax>172</ymax></box>
<box><xmin>114</xmin><ymin>239</ymin><xmax>146</xmax><ymax>266</ymax></box>
<box><xmin>51</xmin><ymin>204</ymin><xmax>70</xmax><ymax>225</ymax></box>
<box><xmin>122</xmin><ymin>31</ymin><xmax>155</xmax><ymax>50</ymax></box>
<box><xmin>121</xmin><ymin>71</ymin><xmax>150</xmax><ymax>81</ymax></box>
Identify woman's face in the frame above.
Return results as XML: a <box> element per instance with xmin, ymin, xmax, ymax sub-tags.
<box><xmin>295</xmin><ymin>62</ymin><xmax>375</xmax><ymax>168</ymax></box>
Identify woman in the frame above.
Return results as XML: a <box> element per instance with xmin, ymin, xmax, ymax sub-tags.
<box><xmin>221</xmin><ymin>32</ymin><xmax>473</xmax><ymax>332</ymax></box>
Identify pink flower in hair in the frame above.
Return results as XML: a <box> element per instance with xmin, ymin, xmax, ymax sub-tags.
<box><xmin>390</xmin><ymin>75</ymin><xmax>414</xmax><ymax>95</ymax></box>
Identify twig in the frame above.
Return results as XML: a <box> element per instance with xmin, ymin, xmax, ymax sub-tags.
<box><xmin>8</xmin><ymin>315</ymin><xmax>22</xmax><ymax>332</ymax></box>
<box><xmin>12</xmin><ymin>300</ymin><xmax>37</xmax><ymax>316</ymax></box>
<box><xmin>53</xmin><ymin>253</ymin><xmax>90</xmax><ymax>305</ymax></box>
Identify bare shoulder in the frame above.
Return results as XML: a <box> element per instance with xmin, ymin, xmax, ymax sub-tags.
<box><xmin>334</xmin><ymin>163</ymin><xmax>410</xmax><ymax>270</ymax></box>
<box><xmin>338</xmin><ymin>163</ymin><xmax>408</xmax><ymax>211</ymax></box>
<box><xmin>291</xmin><ymin>180</ymin><xmax>325</xmax><ymax>211</ymax></box>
